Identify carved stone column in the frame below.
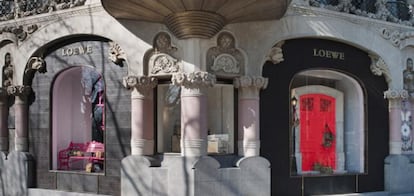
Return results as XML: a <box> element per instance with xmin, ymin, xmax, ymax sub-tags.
<box><xmin>0</xmin><ymin>88</ymin><xmax>8</xmax><ymax>151</ymax></box>
<box><xmin>384</xmin><ymin>89</ymin><xmax>409</xmax><ymax>154</ymax></box>
<box><xmin>123</xmin><ymin>76</ymin><xmax>157</xmax><ymax>155</ymax></box>
<box><xmin>7</xmin><ymin>86</ymin><xmax>31</xmax><ymax>152</ymax></box>
<box><xmin>172</xmin><ymin>71</ymin><xmax>216</xmax><ymax>156</ymax></box>
<box><xmin>234</xmin><ymin>76</ymin><xmax>268</xmax><ymax>157</ymax></box>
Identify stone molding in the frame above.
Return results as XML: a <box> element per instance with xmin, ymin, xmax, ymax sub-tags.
<box><xmin>108</xmin><ymin>42</ymin><xmax>126</xmax><ymax>66</ymax></box>
<box><xmin>131</xmin><ymin>139</ymin><xmax>154</xmax><ymax>156</ymax></box>
<box><xmin>122</xmin><ymin>75</ymin><xmax>157</xmax><ymax>97</ymax></box>
<box><xmin>234</xmin><ymin>76</ymin><xmax>268</xmax><ymax>99</ymax></box>
<box><xmin>172</xmin><ymin>71</ymin><xmax>216</xmax><ymax>89</ymax></box>
<box><xmin>266</xmin><ymin>41</ymin><xmax>285</xmax><ymax>64</ymax></box>
<box><xmin>0</xmin><ymin>24</ymin><xmax>38</xmax><ymax>42</ymax></box>
<box><xmin>369</xmin><ymin>54</ymin><xmax>391</xmax><ymax>84</ymax></box>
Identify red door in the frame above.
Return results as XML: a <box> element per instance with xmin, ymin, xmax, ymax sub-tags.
<box><xmin>300</xmin><ymin>94</ymin><xmax>336</xmax><ymax>172</ymax></box>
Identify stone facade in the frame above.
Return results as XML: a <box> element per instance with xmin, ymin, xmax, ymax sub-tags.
<box><xmin>0</xmin><ymin>0</ymin><xmax>413</xmax><ymax>195</ymax></box>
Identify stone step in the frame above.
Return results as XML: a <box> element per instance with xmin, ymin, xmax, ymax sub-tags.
<box><xmin>28</xmin><ymin>188</ymin><xmax>111</xmax><ymax>196</ymax></box>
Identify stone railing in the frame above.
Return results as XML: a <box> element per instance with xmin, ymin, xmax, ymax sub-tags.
<box><xmin>307</xmin><ymin>0</ymin><xmax>414</xmax><ymax>27</ymax></box>
<box><xmin>0</xmin><ymin>0</ymin><xmax>86</xmax><ymax>21</ymax></box>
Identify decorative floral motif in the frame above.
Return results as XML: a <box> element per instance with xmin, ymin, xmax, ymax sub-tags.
<box><xmin>171</xmin><ymin>71</ymin><xmax>216</xmax><ymax>89</ymax></box>
<box><xmin>384</xmin><ymin>89</ymin><xmax>409</xmax><ymax>99</ymax></box>
<box><xmin>369</xmin><ymin>54</ymin><xmax>391</xmax><ymax>84</ymax></box>
<box><xmin>108</xmin><ymin>42</ymin><xmax>126</xmax><ymax>66</ymax></box>
<box><xmin>401</xmin><ymin>100</ymin><xmax>413</xmax><ymax>152</ymax></box>
<box><xmin>322</xmin><ymin>124</ymin><xmax>335</xmax><ymax>148</ymax></box>
<box><xmin>0</xmin><ymin>24</ymin><xmax>39</xmax><ymax>42</ymax></box>
<box><xmin>211</xmin><ymin>54</ymin><xmax>239</xmax><ymax>73</ymax></box>
<box><xmin>149</xmin><ymin>53</ymin><xmax>180</xmax><ymax>75</ymax></box>
<box><xmin>122</xmin><ymin>75</ymin><xmax>157</xmax><ymax>92</ymax></box>
<box><xmin>266</xmin><ymin>41</ymin><xmax>285</xmax><ymax>64</ymax></box>
<box><xmin>7</xmin><ymin>85</ymin><xmax>31</xmax><ymax>97</ymax></box>
<box><xmin>207</xmin><ymin>32</ymin><xmax>244</xmax><ymax>76</ymax></box>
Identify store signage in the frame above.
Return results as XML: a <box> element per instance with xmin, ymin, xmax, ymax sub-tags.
<box><xmin>313</xmin><ymin>48</ymin><xmax>345</xmax><ymax>60</ymax></box>
<box><xmin>61</xmin><ymin>45</ymin><xmax>93</xmax><ymax>56</ymax></box>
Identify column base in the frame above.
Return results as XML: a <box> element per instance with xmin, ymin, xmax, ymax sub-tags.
<box><xmin>131</xmin><ymin>139</ymin><xmax>154</xmax><ymax>156</ymax></box>
<box><xmin>239</xmin><ymin>140</ymin><xmax>260</xmax><ymax>157</ymax></box>
<box><xmin>181</xmin><ymin>139</ymin><xmax>207</xmax><ymax>157</ymax></box>
<box><xmin>0</xmin><ymin>136</ymin><xmax>8</xmax><ymax>151</ymax></box>
<box><xmin>15</xmin><ymin>137</ymin><xmax>28</xmax><ymax>152</ymax></box>
<box><xmin>390</xmin><ymin>141</ymin><xmax>402</xmax><ymax>154</ymax></box>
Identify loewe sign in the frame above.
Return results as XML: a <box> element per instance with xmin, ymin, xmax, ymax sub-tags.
<box><xmin>61</xmin><ymin>45</ymin><xmax>93</xmax><ymax>56</ymax></box>
<box><xmin>313</xmin><ymin>48</ymin><xmax>345</xmax><ymax>60</ymax></box>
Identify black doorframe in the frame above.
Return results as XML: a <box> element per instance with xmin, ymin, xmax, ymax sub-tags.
<box><xmin>260</xmin><ymin>38</ymin><xmax>389</xmax><ymax>196</ymax></box>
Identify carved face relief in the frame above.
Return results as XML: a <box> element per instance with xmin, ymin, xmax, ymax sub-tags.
<box><xmin>154</xmin><ymin>32</ymin><xmax>171</xmax><ymax>51</ymax></box>
<box><xmin>218</xmin><ymin>33</ymin><xmax>234</xmax><ymax>49</ymax></box>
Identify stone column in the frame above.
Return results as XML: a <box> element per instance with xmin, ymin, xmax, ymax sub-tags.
<box><xmin>172</xmin><ymin>71</ymin><xmax>216</xmax><ymax>157</ymax></box>
<box><xmin>123</xmin><ymin>76</ymin><xmax>157</xmax><ymax>155</ymax></box>
<box><xmin>384</xmin><ymin>89</ymin><xmax>409</xmax><ymax>154</ymax></box>
<box><xmin>0</xmin><ymin>88</ymin><xmax>8</xmax><ymax>152</ymax></box>
<box><xmin>234</xmin><ymin>76</ymin><xmax>268</xmax><ymax>157</ymax></box>
<box><xmin>8</xmin><ymin>86</ymin><xmax>31</xmax><ymax>152</ymax></box>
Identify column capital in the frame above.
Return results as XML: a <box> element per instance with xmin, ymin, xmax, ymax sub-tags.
<box><xmin>123</xmin><ymin>75</ymin><xmax>158</xmax><ymax>98</ymax></box>
<box><xmin>234</xmin><ymin>76</ymin><xmax>268</xmax><ymax>99</ymax></box>
<box><xmin>172</xmin><ymin>71</ymin><xmax>216</xmax><ymax>89</ymax></box>
<box><xmin>7</xmin><ymin>85</ymin><xmax>31</xmax><ymax>98</ymax></box>
<box><xmin>384</xmin><ymin>89</ymin><xmax>409</xmax><ymax>100</ymax></box>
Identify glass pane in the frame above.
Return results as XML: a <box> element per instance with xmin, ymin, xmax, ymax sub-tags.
<box><xmin>53</xmin><ymin>66</ymin><xmax>105</xmax><ymax>173</ymax></box>
<box><xmin>207</xmin><ymin>84</ymin><xmax>234</xmax><ymax>154</ymax></box>
<box><xmin>157</xmin><ymin>84</ymin><xmax>181</xmax><ymax>153</ymax></box>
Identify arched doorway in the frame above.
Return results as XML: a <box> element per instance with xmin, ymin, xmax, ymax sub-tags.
<box><xmin>261</xmin><ymin>38</ymin><xmax>389</xmax><ymax>195</ymax></box>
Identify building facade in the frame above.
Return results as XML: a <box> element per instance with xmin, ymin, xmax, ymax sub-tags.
<box><xmin>0</xmin><ymin>0</ymin><xmax>413</xmax><ymax>195</ymax></box>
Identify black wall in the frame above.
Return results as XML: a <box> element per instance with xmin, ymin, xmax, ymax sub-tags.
<box><xmin>261</xmin><ymin>39</ymin><xmax>389</xmax><ymax>195</ymax></box>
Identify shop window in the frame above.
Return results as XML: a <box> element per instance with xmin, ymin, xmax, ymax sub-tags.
<box><xmin>290</xmin><ymin>69</ymin><xmax>365</xmax><ymax>176</ymax></box>
<box><xmin>207</xmin><ymin>84</ymin><xmax>235</xmax><ymax>154</ymax></box>
<box><xmin>51</xmin><ymin>66</ymin><xmax>105</xmax><ymax>173</ymax></box>
<box><xmin>156</xmin><ymin>83</ymin><xmax>235</xmax><ymax>154</ymax></box>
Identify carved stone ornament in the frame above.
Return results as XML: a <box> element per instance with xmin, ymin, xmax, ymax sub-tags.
<box><xmin>0</xmin><ymin>24</ymin><xmax>39</xmax><ymax>42</ymax></box>
<box><xmin>122</xmin><ymin>75</ymin><xmax>158</xmax><ymax>95</ymax></box>
<box><xmin>266</xmin><ymin>41</ymin><xmax>285</xmax><ymax>64</ymax></box>
<box><xmin>2</xmin><ymin>53</ymin><xmax>13</xmax><ymax>88</ymax></box>
<box><xmin>211</xmin><ymin>54</ymin><xmax>239</xmax><ymax>73</ymax></box>
<box><xmin>401</xmin><ymin>101</ymin><xmax>413</xmax><ymax>152</ymax></box>
<box><xmin>0</xmin><ymin>0</ymin><xmax>86</xmax><ymax>22</ymax></box>
<box><xmin>149</xmin><ymin>53</ymin><xmax>181</xmax><ymax>76</ymax></box>
<box><xmin>384</xmin><ymin>89</ymin><xmax>409</xmax><ymax>99</ymax></box>
<box><xmin>308</xmin><ymin>0</ymin><xmax>414</xmax><ymax>27</ymax></box>
<box><xmin>153</xmin><ymin>32</ymin><xmax>177</xmax><ymax>55</ymax></box>
<box><xmin>7</xmin><ymin>85</ymin><xmax>31</xmax><ymax>97</ymax></box>
<box><xmin>25</xmin><ymin>57</ymin><xmax>47</xmax><ymax>74</ymax></box>
<box><xmin>234</xmin><ymin>76</ymin><xmax>269</xmax><ymax>90</ymax></box>
<box><xmin>171</xmin><ymin>71</ymin><xmax>216</xmax><ymax>89</ymax></box>
<box><xmin>369</xmin><ymin>54</ymin><xmax>392</xmax><ymax>84</ymax></box>
<box><xmin>207</xmin><ymin>32</ymin><xmax>244</xmax><ymax>76</ymax></box>
<box><xmin>108</xmin><ymin>42</ymin><xmax>126</xmax><ymax>65</ymax></box>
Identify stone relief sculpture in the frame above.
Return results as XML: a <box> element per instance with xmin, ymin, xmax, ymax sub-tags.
<box><xmin>2</xmin><ymin>53</ymin><xmax>13</xmax><ymax>88</ymax></box>
<box><xmin>266</xmin><ymin>41</ymin><xmax>285</xmax><ymax>64</ymax></box>
<box><xmin>206</xmin><ymin>32</ymin><xmax>244</xmax><ymax>77</ymax></box>
<box><xmin>146</xmin><ymin>32</ymin><xmax>181</xmax><ymax>77</ymax></box>
<box><xmin>403</xmin><ymin>58</ymin><xmax>414</xmax><ymax>96</ymax></box>
<box><xmin>108</xmin><ymin>42</ymin><xmax>126</xmax><ymax>66</ymax></box>
<box><xmin>0</xmin><ymin>0</ymin><xmax>86</xmax><ymax>21</ymax></box>
<box><xmin>307</xmin><ymin>0</ymin><xmax>414</xmax><ymax>27</ymax></box>
<box><xmin>369</xmin><ymin>54</ymin><xmax>392</xmax><ymax>84</ymax></box>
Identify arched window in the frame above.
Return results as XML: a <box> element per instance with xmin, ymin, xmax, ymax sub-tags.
<box><xmin>52</xmin><ymin>66</ymin><xmax>105</xmax><ymax>173</ymax></box>
<box><xmin>290</xmin><ymin>69</ymin><xmax>365</xmax><ymax>175</ymax></box>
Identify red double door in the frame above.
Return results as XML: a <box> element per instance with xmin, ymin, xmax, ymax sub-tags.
<box><xmin>300</xmin><ymin>93</ymin><xmax>336</xmax><ymax>172</ymax></box>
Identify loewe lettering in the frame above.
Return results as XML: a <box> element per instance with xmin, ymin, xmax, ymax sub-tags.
<box><xmin>313</xmin><ymin>48</ymin><xmax>345</xmax><ymax>60</ymax></box>
<box><xmin>61</xmin><ymin>45</ymin><xmax>93</xmax><ymax>56</ymax></box>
